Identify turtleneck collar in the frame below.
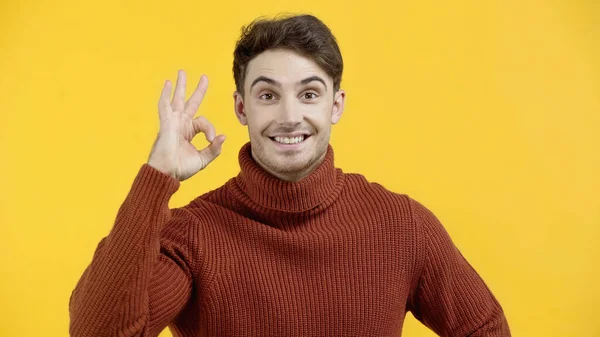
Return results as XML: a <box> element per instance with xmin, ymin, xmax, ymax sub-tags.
<box><xmin>227</xmin><ymin>142</ymin><xmax>345</xmax><ymax>215</ymax></box>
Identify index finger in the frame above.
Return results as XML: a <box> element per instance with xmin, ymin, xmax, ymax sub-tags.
<box><xmin>184</xmin><ymin>74</ymin><xmax>209</xmax><ymax>117</ymax></box>
<box><xmin>158</xmin><ymin>80</ymin><xmax>173</xmax><ymax>120</ymax></box>
<box><xmin>171</xmin><ymin>69</ymin><xmax>187</xmax><ymax>112</ymax></box>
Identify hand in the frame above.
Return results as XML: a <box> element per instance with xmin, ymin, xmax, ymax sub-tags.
<box><xmin>147</xmin><ymin>70</ymin><xmax>226</xmax><ymax>181</ymax></box>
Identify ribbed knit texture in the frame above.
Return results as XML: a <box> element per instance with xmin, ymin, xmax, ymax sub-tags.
<box><xmin>69</xmin><ymin>142</ymin><xmax>510</xmax><ymax>337</ymax></box>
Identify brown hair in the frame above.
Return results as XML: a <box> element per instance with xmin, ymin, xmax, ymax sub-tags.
<box><xmin>233</xmin><ymin>14</ymin><xmax>343</xmax><ymax>97</ymax></box>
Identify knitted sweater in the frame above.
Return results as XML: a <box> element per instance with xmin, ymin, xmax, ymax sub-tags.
<box><xmin>69</xmin><ymin>142</ymin><xmax>510</xmax><ymax>337</ymax></box>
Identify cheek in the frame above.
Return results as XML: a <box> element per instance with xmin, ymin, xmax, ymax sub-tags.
<box><xmin>245</xmin><ymin>110</ymin><xmax>272</xmax><ymax>135</ymax></box>
<box><xmin>304</xmin><ymin>106</ymin><xmax>332</xmax><ymax>129</ymax></box>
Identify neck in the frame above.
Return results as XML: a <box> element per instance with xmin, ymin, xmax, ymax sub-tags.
<box><xmin>250</xmin><ymin>148</ymin><xmax>328</xmax><ymax>182</ymax></box>
<box><xmin>228</xmin><ymin>142</ymin><xmax>345</xmax><ymax>217</ymax></box>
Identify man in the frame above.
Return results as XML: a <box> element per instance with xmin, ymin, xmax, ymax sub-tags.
<box><xmin>70</xmin><ymin>14</ymin><xmax>510</xmax><ymax>337</ymax></box>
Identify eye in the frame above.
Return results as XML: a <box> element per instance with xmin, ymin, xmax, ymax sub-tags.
<box><xmin>259</xmin><ymin>93</ymin><xmax>275</xmax><ymax>100</ymax></box>
<box><xmin>303</xmin><ymin>92</ymin><xmax>318</xmax><ymax>99</ymax></box>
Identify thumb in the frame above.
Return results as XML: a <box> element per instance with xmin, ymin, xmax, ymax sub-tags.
<box><xmin>197</xmin><ymin>134</ymin><xmax>226</xmax><ymax>167</ymax></box>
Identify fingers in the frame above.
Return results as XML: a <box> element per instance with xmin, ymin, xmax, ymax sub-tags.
<box><xmin>171</xmin><ymin>70</ymin><xmax>186</xmax><ymax>112</ymax></box>
<box><xmin>198</xmin><ymin>134</ymin><xmax>226</xmax><ymax>167</ymax></box>
<box><xmin>184</xmin><ymin>75</ymin><xmax>208</xmax><ymax>118</ymax></box>
<box><xmin>158</xmin><ymin>80</ymin><xmax>172</xmax><ymax>119</ymax></box>
<box><xmin>191</xmin><ymin>116</ymin><xmax>216</xmax><ymax>142</ymax></box>
<box><xmin>190</xmin><ymin>115</ymin><xmax>224</xmax><ymax>170</ymax></box>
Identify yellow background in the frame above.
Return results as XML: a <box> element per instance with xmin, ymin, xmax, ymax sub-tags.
<box><xmin>1</xmin><ymin>0</ymin><xmax>598</xmax><ymax>336</ymax></box>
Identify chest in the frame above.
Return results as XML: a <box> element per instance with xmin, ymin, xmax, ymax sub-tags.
<box><xmin>197</xmin><ymin>218</ymin><xmax>412</xmax><ymax>336</ymax></box>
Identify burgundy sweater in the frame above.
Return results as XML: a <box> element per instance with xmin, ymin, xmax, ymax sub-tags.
<box><xmin>69</xmin><ymin>143</ymin><xmax>510</xmax><ymax>336</ymax></box>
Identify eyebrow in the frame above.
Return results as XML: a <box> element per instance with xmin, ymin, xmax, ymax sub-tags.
<box><xmin>250</xmin><ymin>75</ymin><xmax>328</xmax><ymax>91</ymax></box>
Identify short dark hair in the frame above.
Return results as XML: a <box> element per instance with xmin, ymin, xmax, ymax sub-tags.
<box><xmin>233</xmin><ymin>14</ymin><xmax>343</xmax><ymax>96</ymax></box>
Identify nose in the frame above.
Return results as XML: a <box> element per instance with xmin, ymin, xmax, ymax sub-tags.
<box><xmin>277</xmin><ymin>97</ymin><xmax>302</xmax><ymax>126</ymax></box>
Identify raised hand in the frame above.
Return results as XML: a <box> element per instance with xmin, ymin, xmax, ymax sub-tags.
<box><xmin>147</xmin><ymin>70</ymin><xmax>226</xmax><ymax>181</ymax></box>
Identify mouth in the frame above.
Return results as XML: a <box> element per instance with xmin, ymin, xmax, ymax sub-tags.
<box><xmin>268</xmin><ymin>134</ymin><xmax>311</xmax><ymax>145</ymax></box>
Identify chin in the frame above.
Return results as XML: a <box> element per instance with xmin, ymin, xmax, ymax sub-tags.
<box><xmin>268</xmin><ymin>153</ymin><xmax>312</xmax><ymax>172</ymax></box>
<box><xmin>274</xmin><ymin>160</ymin><xmax>312</xmax><ymax>175</ymax></box>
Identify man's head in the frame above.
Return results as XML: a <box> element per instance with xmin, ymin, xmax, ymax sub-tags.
<box><xmin>232</xmin><ymin>14</ymin><xmax>345</xmax><ymax>182</ymax></box>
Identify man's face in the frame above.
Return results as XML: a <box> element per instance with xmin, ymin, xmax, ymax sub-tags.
<box><xmin>234</xmin><ymin>49</ymin><xmax>345</xmax><ymax>181</ymax></box>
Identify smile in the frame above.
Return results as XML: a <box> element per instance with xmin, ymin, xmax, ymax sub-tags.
<box><xmin>269</xmin><ymin>135</ymin><xmax>311</xmax><ymax>145</ymax></box>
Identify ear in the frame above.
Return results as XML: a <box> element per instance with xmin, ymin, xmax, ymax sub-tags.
<box><xmin>233</xmin><ymin>91</ymin><xmax>248</xmax><ymax>126</ymax></box>
<box><xmin>331</xmin><ymin>89</ymin><xmax>345</xmax><ymax>124</ymax></box>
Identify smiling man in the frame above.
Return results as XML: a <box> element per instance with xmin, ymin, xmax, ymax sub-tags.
<box><xmin>70</xmin><ymin>14</ymin><xmax>511</xmax><ymax>337</ymax></box>
<box><xmin>233</xmin><ymin>48</ymin><xmax>344</xmax><ymax>182</ymax></box>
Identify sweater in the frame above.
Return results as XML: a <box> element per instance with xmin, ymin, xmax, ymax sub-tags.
<box><xmin>69</xmin><ymin>142</ymin><xmax>511</xmax><ymax>337</ymax></box>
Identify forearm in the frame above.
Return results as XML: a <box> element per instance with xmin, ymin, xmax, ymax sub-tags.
<box><xmin>69</xmin><ymin>164</ymin><xmax>180</xmax><ymax>336</ymax></box>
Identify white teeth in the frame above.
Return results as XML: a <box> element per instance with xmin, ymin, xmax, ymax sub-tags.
<box><xmin>274</xmin><ymin>135</ymin><xmax>305</xmax><ymax>144</ymax></box>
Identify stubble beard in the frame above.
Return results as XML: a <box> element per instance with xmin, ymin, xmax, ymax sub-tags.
<box><xmin>250</xmin><ymin>134</ymin><xmax>329</xmax><ymax>180</ymax></box>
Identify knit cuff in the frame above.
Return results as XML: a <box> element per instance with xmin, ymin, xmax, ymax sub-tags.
<box><xmin>127</xmin><ymin>164</ymin><xmax>181</xmax><ymax>208</ymax></box>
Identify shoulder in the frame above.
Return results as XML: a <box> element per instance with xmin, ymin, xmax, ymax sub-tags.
<box><xmin>341</xmin><ymin>172</ymin><xmax>410</xmax><ymax>208</ymax></box>
<box><xmin>179</xmin><ymin>180</ymin><xmax>233</xmax><ymax>211</ymax></box>
<box><xmin>167</xmin><ymin>181</ymin><xmax>240</xmax><ymax>230</ymax></box>
<box><xmin>340</xmin><ymin>172</ymin><xmax>441</xmax><ymax>223</ymax></box>
<box><xmin>340</xmin><ymin>172</ymin><xmax>421</xmax><ymax>229</ymax></box>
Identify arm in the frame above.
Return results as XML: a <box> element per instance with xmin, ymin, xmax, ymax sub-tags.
<box><xmin>407</xmin><ymin>198</ymin><xmax>511</xmax><ymax>336</ymax></box>
<box><xmin>69</xmin><ymin>164</ymin><xmax>198</xmax><ymax>337</ymax></box>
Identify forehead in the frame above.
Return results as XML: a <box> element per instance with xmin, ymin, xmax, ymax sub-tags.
<box><xmin>245</xmin><ymin>49</ymin><xmax>331</xmax><ymax>86</ymax></box>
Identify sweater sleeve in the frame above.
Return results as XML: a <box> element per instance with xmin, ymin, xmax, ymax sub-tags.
<box><xmin>406</xmin><ymin>198</ymin><xmax>511</xmax><ymax>337</ymax></box>
<box><xmin>69</xmin><ymin>164</ymin><xmax>199</xmax><ymax>337</ymax></box>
